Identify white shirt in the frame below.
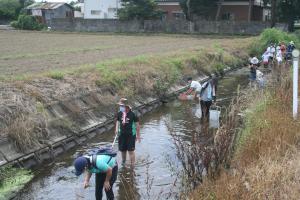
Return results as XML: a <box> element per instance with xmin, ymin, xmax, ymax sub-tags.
<box><xmin>190</xmin><ymin>81</ymin><xmax>202</xmax><ymax>92</ymax></box>
<box><xmin>262</xmin><ymin>52</ymin><xmax>269</xmax><ymax>63</ymax></box>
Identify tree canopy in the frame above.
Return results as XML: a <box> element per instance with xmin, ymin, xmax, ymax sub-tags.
<box><xmin>118</xmin><ymin>0</ymin><xmax>162</xmax><ymax>20</ymax></box>
<box><xmin>0</xmin><ymin>0</ymin><xmax>21</xmax><ymax>20</ymax></box>
<box><xmin>0</xmin><ymin>0</ymin><xmax>34</xmax><ymax>20</ymax></box>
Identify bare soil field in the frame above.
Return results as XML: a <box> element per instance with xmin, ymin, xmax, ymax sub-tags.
<box><xmin>0</xmin><ymin>30</ymin><xmax>249</xmax><ymax>79</ymax></box>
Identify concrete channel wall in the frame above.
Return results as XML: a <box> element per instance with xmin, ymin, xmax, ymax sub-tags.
<box><xmin>0</xmin><ymin>66</ymin><xmax>239</xmax><ymax>170</ymax></box>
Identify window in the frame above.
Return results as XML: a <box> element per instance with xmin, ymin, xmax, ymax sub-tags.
<box><xmin>172</xmin><ymin>12</ymin><xmax>184</xmax><ymax>20</ymax></box>
<box><xmin>108</xmin><ymin>8</ymin><xmax>117</xmax><ymax>13</ymax></box>
<box><xmin>91</xmin><ymin>10</ymin><xmax>101</xmax><ymax>15</ymax></box>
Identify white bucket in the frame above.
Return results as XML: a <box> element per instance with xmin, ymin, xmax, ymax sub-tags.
<box><xmin>195</xmin><ymin>104</ymin><xmax>202</xmax><ymax>119</ymax></box>
<box><xmin>209</xmin><ymin>106</ymin><xmax>221</xmax><ymax>128</ymax></box>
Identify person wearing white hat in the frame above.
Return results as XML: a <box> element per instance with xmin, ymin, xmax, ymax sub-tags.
<box><xmin>249</xmin><ymin>57</ymin><xmax>259</xmax><ymax>87</ymax></box>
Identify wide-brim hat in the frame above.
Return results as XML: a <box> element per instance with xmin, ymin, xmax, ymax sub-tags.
<box><xmin>117</xmin><ymin>98</ymin><xmax>132</xmax><ymax>108</ymax></box>
<box><xmin>251</xmin><ymin>57</ymin><xmax>259</xmax><ymax>65</ymax></box>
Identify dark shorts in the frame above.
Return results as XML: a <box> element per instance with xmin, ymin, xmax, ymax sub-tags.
<box><xmin>118</xmin><ymin>134</ymin><xmax>136</xmax><ymax>152</ymax></box>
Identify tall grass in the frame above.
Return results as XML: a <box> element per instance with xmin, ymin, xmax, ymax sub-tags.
<box><xmin>191</xmin><ymin>75</ymin><xmax>300</xmax><ymax>200</ymax></box>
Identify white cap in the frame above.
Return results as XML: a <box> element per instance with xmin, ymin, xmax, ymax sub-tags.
<box><xmin>250</xmin><ymin>57</ymin><xmax>259</xmax><ymax>65</ymax></box>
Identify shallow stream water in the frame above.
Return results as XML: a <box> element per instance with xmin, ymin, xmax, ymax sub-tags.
<box><xmin>14</xmin><ymin>68</ymin><xmax>249</xmax><ymax>200</ymax></box>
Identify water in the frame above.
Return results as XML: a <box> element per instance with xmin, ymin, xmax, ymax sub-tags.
<box><xmin>14</xmin><ymin>68</ymin><xmax>249</xmax><ymax>200</ymax></box>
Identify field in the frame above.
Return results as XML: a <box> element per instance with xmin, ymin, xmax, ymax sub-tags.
<box><xmin>0</xmin><ymin>30</ymin><xmax>250</xmax><ymax>79</ymax></box>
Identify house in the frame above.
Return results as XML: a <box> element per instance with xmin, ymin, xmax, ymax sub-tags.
<box><xmin>156</xmin><ymin>0</ymin><xmax>270</xmax><ymax>22</ymax></box>
<box><xmin>74</xmin><ymin>2</ymin><xmax>84</xmax><ymax>18</ymax></box>
<box><xmin>216</xmin><ymin>0</ymin><xmax>271</xmax><ymax>22</ymax></box>
<box><xmin>26</xmin><ymin>2</ymin><xmax>74</xmax><ymax>23</ymax></box>
<box><xmin>156</xmin><ymin>0</ymin><xmax>185</xmax><ymax>20</ymax></box>
<box><xmin>84</xmin><ymin>0</ymin><xmax>121</xmax><ymax>19</ymax></box>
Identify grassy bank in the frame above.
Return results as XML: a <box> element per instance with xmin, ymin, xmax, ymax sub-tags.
<box><xmin>0</xmin><ymin>166</ymin><xmax>33</xmax><ymax>200</ymax></box>
<box><xmin>191</xmin><ymin>76</ymin><xmax>300</xmax><ymax>199</ymax></box>
<box><xmin>190</xmin><ymin>29</ymin><xmax>300</xmax><ymax>200</ymax></box>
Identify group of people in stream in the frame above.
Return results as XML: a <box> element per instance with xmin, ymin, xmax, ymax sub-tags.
<box><xmin>71</xmin><ymin>41</ymin><xmax>296</xmax><ymax>200</ymax></box>
<box><xmin>249</xmin><ymin>40</ymin><xmax>296</xmax><ymax>88</ymax></box>
<box><xmin>73</xmin><ymin>77</ymin><xmax>218</xmax><ymax>200</ymax></box>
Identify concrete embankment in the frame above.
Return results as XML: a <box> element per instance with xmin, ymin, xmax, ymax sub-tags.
<box><xmin>0</xmin><ymin>65</ymin><xmax>244</xmax><ymax>170</ymax></box>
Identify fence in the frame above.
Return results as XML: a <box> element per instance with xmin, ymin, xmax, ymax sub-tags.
<box><xmin>48</xmin><ymin>18</ymin><xmax>287</xmax><ymax>35</ymax></box>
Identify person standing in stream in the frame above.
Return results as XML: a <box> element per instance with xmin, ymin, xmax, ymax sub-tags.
<box><xmin>115</xmin><ymin>99</ymin><xmax>141</xmax><ymax>167</ymax></box>
<box><xmin>199</xmin><ymin>75</ymin><xmax>217</xmax><ymax>121</ymax></box>
<box><xmin>185</xmin><ymin>77</ymin><xmax>202</xmax><ymax>100</ymax></box>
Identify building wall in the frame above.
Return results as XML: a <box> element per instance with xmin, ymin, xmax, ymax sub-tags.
<box><xmin>157</xmin><ymin>4</ymin><xmax>184</xmax><ymax>20</ymax></box>
<box><xmin>43</xmin><ymin>6</ymin><xmax>73</xmax><ymax>21</ymax></box>
<box><xmin>219</xmin><ymin>5</ymin><xmax>249</xmax><ymax>21</ymax></box>
<box><xmin>84</xmin><ymin>0</ymin><xmax>121</xmax><ymax>19</ymax></box>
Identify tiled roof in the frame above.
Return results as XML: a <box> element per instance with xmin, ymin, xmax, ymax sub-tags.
<box><xmin>26</xmin><ymin>2</ymin><xmax>73</xmax><ymax>10</ymax></box>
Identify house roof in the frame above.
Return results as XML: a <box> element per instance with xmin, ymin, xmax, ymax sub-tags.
<box><xmin>26</xmin><ymin>2</ymin><xmax>73</xmax><ymax>10</ymax></box>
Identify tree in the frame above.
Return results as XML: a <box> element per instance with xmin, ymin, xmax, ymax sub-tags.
<box><xmin>180</xmin><ymin>0</ymin><xmax>218</xmax><ymax>21</ymax></box>
<box><xmin>118</xmin><ymin>0</ymin><xmax>163</xmax><ymax>20</ymax></box>
<box><xmin>277</xmin><ymin>0</ymin><xmax>300</xmax><ymax>32</ymax></box>
<box><xmin>0</xmin><ymin>0</ymin><xmax>21</xmax><ymax>20</ymax></box>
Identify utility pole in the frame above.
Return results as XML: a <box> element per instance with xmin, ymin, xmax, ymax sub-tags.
<box><xmin>248</xmin><ymin>0</ymin><xmax>253</xmax><ymax>22</ymax></box>
<box><xmin>186</xmin><ymin>0</ymin><xmax>191</xmax><ymax>21</ymax></box>
<box><xmin>271</xmin><ymin>0</ymin><xmax>276</xmax><ymax>27</ymax></box>
<box><xmin>215</xmin><ymin>0</ymin><xmax>224</xmax><ymax>21</ymax></box>
<box><xmin>292</xmin><ymin>49</ymin><xmax>300</xmax><ymax>120</ymax></box>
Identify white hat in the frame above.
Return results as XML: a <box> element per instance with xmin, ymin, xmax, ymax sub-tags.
<box><xmin>290</xmin><ymin>41</ymin><xmax>295</xmax><ymax>45</ymax></box>
<box><xmin>250</xmin><ymin>57</ymin><xmax>259</xmax><ymax>65</ymax></box>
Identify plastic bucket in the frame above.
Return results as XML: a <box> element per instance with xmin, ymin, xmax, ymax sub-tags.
<box><xmin>209</xmin><ymin>106</ymin><xmax>221</xmax><ymax>128</ymax></box>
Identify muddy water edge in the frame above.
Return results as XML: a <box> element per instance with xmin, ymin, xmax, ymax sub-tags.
<box><xmin>13</xmin><ymin>68</ymin><xmax>249</xmax><ymax>200</ymax></box>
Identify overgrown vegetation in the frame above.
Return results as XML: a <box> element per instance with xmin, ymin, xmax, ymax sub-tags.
<box><xmin>0</xmin><ymin>165</ymin><xmax>33</xmax><ymax>200</ymax></box>
<box><xmin>10</xmin><ymin>14</ymin><xmax>45</xmax><ymax>30</ymax></box>
<box><xmin>191</xmin><ymin>74</ymin><xmax>300</xmax><ymax>199</ymax></box>
<box><xmin>249</xmin><ymin>28</ymin><xmax>300</xmax><ymax>56</ymax></box>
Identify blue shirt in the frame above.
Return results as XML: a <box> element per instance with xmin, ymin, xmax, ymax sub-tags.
<box><xmin>89</xmin><ymin>155</ymin><xmax>116</xmax><ymax>173</ymax></box>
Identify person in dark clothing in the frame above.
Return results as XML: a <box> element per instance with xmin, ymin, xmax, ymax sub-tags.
<box><xmin>115</xmin><ymin>99</ymin><xmax>140</xmax><ymax>167</ymax></box>
<box><xmin>74</xmin><ymin>153</ymin><xmax>118</xmax><ymax>200</ymax></box>
<box><xmin>199</xmin><ymin>75</ymin><xmax>217</xmax><ymax>121</ymax></box>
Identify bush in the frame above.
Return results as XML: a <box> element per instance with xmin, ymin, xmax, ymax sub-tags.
<box><xmin>10</xmin><ymin>15</ymin><xmax>44</xmax><ymax>30</ymax></box>
<box><xmin>249</xmin><ymin>28</ymin><xmax>299</xmax><ymax>56</ymax></box>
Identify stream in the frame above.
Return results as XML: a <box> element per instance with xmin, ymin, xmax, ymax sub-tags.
<box><xmin>13</xmin><ymin>68</ymin><xmax>249</xmax><ymax>200</ymax></box>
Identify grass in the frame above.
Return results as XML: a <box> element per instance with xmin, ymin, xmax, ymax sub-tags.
<box><xmin>47</xmin><ymin>71</ymin><xmax>64</xmax><ymax>80</ymax></box>
<box><xmin>191</xmin><ymin>75</ymin><xmax>300</xmax><ymax>200</ymax></box>
<box><xmin>0</xmin><ymin>166</ymin><xmax>33</xmax><ymax>200</ymax></box>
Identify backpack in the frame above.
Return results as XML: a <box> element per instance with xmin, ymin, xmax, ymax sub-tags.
<box><xmin>88</xmin><ymin>146</ymin><xmax>117</xmax><ymax>169</ymax></box>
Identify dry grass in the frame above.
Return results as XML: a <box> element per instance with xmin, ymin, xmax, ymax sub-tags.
<box><xmin>0</xmin><ymin>30</ymin><xmax>252</xmax><ymax>80</ymax></box>
<box><xmin>191</xmin><ymin>76</ymin><xmax>300</xmax><ymax>200</ymax></box>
